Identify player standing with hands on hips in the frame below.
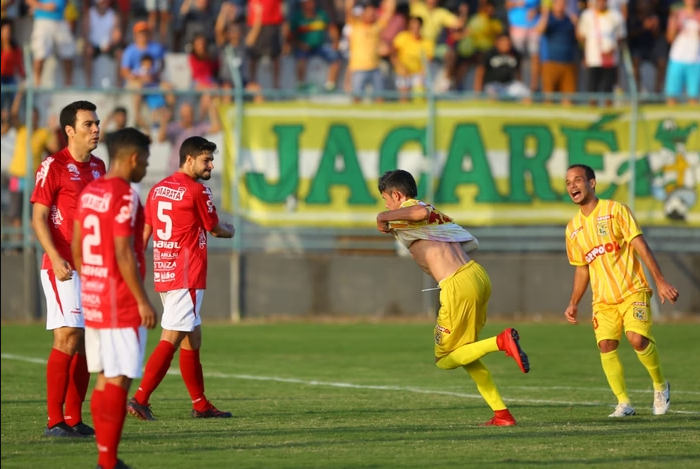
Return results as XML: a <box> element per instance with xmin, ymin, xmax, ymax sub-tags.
<box><xmin>128</xmin><ymin>136</ymin><xmax>235</xmax><ymax>421</ymax></box>
<box><xmin>564</xmin><ymin>164</ymin><xmax>678</xmax><ymax>418</ymax></box>
<box><xmin>72</xmin><ymin>128</ymin><xmax>157</xmax><ymax>469</ymax></box>
<box><xmin>31</xmin><ymin>101</ymin><xmax>105</xmax><ymax>438</ymax></box>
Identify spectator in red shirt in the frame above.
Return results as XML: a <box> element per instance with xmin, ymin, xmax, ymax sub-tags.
<box><xmin>1</xmin><ymin>18</ymin><xmax>24</xmax><ymax>112</ymax></box>
<box><xmin>188</xmin><ymin>33</ymin><xmax>220</xmax><ymax>118</ymax></box>
<box><xmin>246</xmin><ymin>0</ymin><xmax>287</xmax><ymax>89</ymax></box>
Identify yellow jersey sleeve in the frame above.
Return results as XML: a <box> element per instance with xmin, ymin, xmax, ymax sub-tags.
<box><xmin>614</xmin><ymin>203</ymin><xmax>643</xmax><ymax>243</ymax></box>
<box><xmin>565</xmin><ymin>225</ymin><xmax>587</xmax><ymax>266</ymax></box>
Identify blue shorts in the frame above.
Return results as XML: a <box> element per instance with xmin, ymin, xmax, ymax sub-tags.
<box><xmin>665</xmin><ymin>60</ymin><xmax>700</xmax><ymax>99</ymax></box>
<box><xmin>351</xmin><ymin>69</ymin><xmax>384</xmax><ymax>96</ymax></box>
<box><xmin>295</xmin><ymin>44</ymin><xmax>340</xmax><ymax>63</ymax></box>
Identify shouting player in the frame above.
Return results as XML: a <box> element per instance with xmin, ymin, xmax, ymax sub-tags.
<box><xmin>31</xmin><ymin>100</ymin><xmax>105</xmax><ymax>437</ymax></box>
<box><xmin>127</xmin><ymin>136</ymin><xmax>235</xmax><ymax>421</ymax></box>
<box><xmin>564</xmin><ymin>164</ymin><xmax>677</xmax><ymax>417</ymax></box>
<box><xmin>73</xmin><ymin>127</ymin><xmax>157</xmax><ymax>469</ymax></box>
<box><xmin>376</xmin><ymin>169</ymin><xmax>530</xmax><ymax>426</ymax></box>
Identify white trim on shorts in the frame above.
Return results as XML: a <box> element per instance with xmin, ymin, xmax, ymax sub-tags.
<box><xmin>159</xmin><ymin>289</ymin><xmax>204</xmax><ymax>332</ymax></box>
<box><xmin>85</xmin><ymin>326</ymin><xmax>148</xmax><ymax>379</ymax></box>
<box><xmin>41</xmin><ymin>269</ymin><xmax>84</xmax><ymax>330</ymax></box>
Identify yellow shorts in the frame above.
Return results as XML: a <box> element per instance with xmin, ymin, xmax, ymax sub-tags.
<box><xmin>434</xmin><ymin>261</ymin><xmax>491</xmax><ymax>359</ymax></box>
<box><xmin>592</xmin><ymin>291</ymin><xmax>655</xmax><ymax>344</ymax></box>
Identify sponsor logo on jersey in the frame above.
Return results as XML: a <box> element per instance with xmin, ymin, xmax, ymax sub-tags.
<box><xmin>153</xmin><ymin>250</ymin><xmax>161</xmax><ymax>261</ymax></box>
<box><xmin>632</xmin><ymin>301</ymin><xmax>648</xmax><ymax>306</ymax></box>
<box><xmin>50</xmin><ymin>206</ymin><xmax>63</xmax><ymax>227</ymax></box>
<box><xmin>584</xmin><ymin>242</ymin><xmax>621</xmax><ymax>263</ymax></box>
<box><xmin>81</xmin><ymin>293</ymin><xmax>102</xmax><ymax>306</ymax></box>
<box><xmin>90</xmin><ymin>162</ymin><xmax>99</xmax><ymax>168</ymax></box>
<box><xmin>80</xmin><ymin>192</ymin><xmax>112</xmax><ymax>213</ymax></box>
<box><xmin>569</xmin><ymin>227</ymin><xmax>582</xmax><ymax>239</ymax></box>
<box><xmin>82</xmin><ymin>264</ymin><xmax>109</xmax><ymax>278</ymax></box>
<box><xmin>83</xmin><ymin>307</ymin><xmax>103</xmax><ymax>322</ymax></box>
<box><xmin>82</xmin><ymin>279</ymin><xmax>106</xmax><ymax>292</ymax></box>
<box><xmin>596</xmin><ymin>214</ymin><xmax>613</xmax><ymax>221</ymax></box>
<box><xmin>91</xmin><ymin>170</ymin><xmax>102</xmax><ymax>180</ymax></box>
<box><xmin>159</xmin><ymin>251</ymin><xmax>178</xmax><ymax>259</ymax></box>
<box><xmin>67</xmin><ymin>163</ymin><xmax>81</xmax><ymax>181</ymax></box>
<box><xmin>203</xmin><ymin>186</ymin><xmax>215</xmax><ymax>213</ymax></box>
<box><xmin>154</xmin><ymin>271</ymin><xmax>176</xmax><ymax>282</ymax></box>
<box><xmin>115</xmin><ymin>195</ymin><xmax>135</xmax><ymax>224</ymax></box>
<box><xmin>152</xmin><ymin>186</ymin><xmax>186</xmax><ymax>201</ymax></box>
<box><xmin>153</xmin><ymin>240</ymin><xmax>181</xmax><ymax>249</ymax></box>
<box><xmin>198</xmin><ymin>228</ymin><xmax>207</xmax><ymax>249</ymax></box>
<box><xmin>35</xmin><ymin>157</ymin><xmax>55</xmax><ymax>187</ymax></box>
<box><xmin>154</xmin><ymin>261</ymin><xmax>177</xmax><ymax>270</ymax></box>
<box><xmin>597</xmin><ymin>220</ymin><xmax>609</xmax><ymax>237</ymax></box>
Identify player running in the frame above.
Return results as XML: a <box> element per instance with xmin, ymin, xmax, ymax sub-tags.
<box><xmin>31</xmin><ymin>100</ymin><xmax>105</xmax><ymax>437</ymax></box>
<box><xmin>72</xmin><ymin>127</ymin><xmax>158</xmax><ymax>469</ymax></box>
<box><xmin>127</xmin><ymin>136</ymin><xmax>235</xmax><ymax>421</ymax></box>
<box><xmin>375</xmin><ymin>169</ymin><xmax>530</xmax><ymax>426</ymax></box>
<box><xmin>564</xmin><ymin>164</ymin><xmax>677</xmax><ymax>417</ymax></box>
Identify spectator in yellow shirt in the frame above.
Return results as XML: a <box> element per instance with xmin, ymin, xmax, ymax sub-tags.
<box><xmin>392</xmin><ymin>16</ymin><xmax>435</xmax><ymax>101</ymax></box>
<box><xmin>454</xmin><ymin>0</ymin><xmax>503</xmax><ymax>90</ymax></box>
<box><xmin>7</xmin><ymin>101</ymin><xmax>58</xmax><ymax>246</ymax></box>
<box><xmin>346</xmin><ymin>0</ymin><xmax>396</xmax><ymax>102</ymax></box>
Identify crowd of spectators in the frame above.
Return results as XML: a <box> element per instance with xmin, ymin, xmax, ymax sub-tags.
<box><xmin>0</xmin><ymin>0</ymin><xmax>698</xmax><ymax>119</ymax></box>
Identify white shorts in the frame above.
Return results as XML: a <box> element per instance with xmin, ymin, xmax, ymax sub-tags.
<box><xmin>144</xmin><ymin>0</ymin><xmax>169</xmax><ymax>11</ymax></box>
<box><xmin>85</xmin><ymin>326</ymin><xmax>148</xmax><ymax>379</ymax></box>
<box><xmin>41</xmin><ymin>269</ymin><xmax>84</xmax><ymax>330</ymax></box>
<box><xmin>159</xmin><ymin>289</ymin><xmax>204</xmax><ymax>332</ymax></box>
<box><xmin>30</xmin><ymin>18</ymin><xmax>76</xmax><ymax>61</ymax></box>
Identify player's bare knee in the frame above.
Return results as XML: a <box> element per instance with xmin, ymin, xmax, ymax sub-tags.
<box><xmin>52</xmin><ymin>327</ymin><xmax>84</xmax><ymax>354</ymax></box>
<box><xmin>161</xmin><ymin>329</ymin><xmax>186</xmax><ymax>348</ymax></box>
<box><xmin>626</xmin><ymin>332</ymin><xmax>649</xmax><ymax>351</ymax></box>
<box><xmin>597</xmin><ymin>339</ymin><xmax>619</xmax><ymax>353</ymax></box>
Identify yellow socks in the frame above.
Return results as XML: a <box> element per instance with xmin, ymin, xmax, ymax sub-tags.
<box><xmin>636</xmin><ymin>342</ymin><xmax>666</xmax><ymax>391</ymax></box>
<box><xmin>435</xmin><ymin>337</ymin><xmax>499</xmax><ymax>370</ymax></box>
<box><xmin>600</xmin><ymin>350</ymin><xmax>630</xmax><ymax>404</ymax></box>
<box><xmin>463</xmin><ymin>360</ymin><xmax>507</xmax><ymax>411</ymax></box>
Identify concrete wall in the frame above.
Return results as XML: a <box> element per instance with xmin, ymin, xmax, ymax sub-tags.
<box><xmin>2</xmin><ymin>251</ymin><xmax>698</xmax><ymax>322</ymax></box>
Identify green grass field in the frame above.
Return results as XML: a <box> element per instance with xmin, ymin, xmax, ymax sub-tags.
<box><xmin>1</xmin><ymin>321</ymin><xmax>699</xmax><ymax>469</ymax></box>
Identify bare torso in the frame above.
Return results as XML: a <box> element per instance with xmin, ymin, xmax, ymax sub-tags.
<box><xmin>407</xmin><ymin>239</ymin><xmax>471</xmax><ymax>283</ymax></box>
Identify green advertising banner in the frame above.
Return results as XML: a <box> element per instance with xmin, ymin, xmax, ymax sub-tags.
<box><xmin>219</xmin><ymin>102</ymin><xmax>700</xmax><ymax>227</ymax></box>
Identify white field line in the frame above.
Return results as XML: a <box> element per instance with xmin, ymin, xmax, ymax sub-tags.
<box><xmin>3</xmin><ymin>353</ymin><xmax>698</xmax><ymax>415</ymax></box>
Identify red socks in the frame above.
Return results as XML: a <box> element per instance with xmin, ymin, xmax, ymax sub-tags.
<box><xmin>97</xmin><ymin>384</ymin><xmax>127</xmax><ymax>469</ymax></box>
<box><xmin>133</xmin><ymin>341</ymin><xmax>176</xmax><ymax>405</ymax></box>
<box><xmin>64</xmin><ymin>353</ymin><xmax>90</xmax><ymax>427</ymax></box>
<box><xmin>179</xmin><ymin>348</ymin><xmax>208</xmax><ymax>412</ymax></box>
<box><xmin>46</xmin><ymin>348</ymin><xmax>72</xmax><ymax>427</ymax></box>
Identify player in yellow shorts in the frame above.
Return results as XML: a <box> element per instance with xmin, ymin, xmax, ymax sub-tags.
<box><xmin>376</xmin><ymin>169</ymin><xmax>530</xmax><ymax>427</ymax></box>
<box><xmin>564</xmin><ymin>164</ymin><xmax>679</xmax><ymax>418</ymax></box>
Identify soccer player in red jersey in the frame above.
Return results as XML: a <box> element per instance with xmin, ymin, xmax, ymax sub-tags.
<box><xmin>31</xmin><ymin>100</ymin><xmax>105</xmax><ymax>437</ymax></box>
<box><xmin>127</xmin><ymin>136</ymin><xmax>235</xmax><ymax>420</ymax></box>
<box><xmin>72</xmin><ymin>127</ymin><xmax>158</xmax><ymax>469</ymax></box>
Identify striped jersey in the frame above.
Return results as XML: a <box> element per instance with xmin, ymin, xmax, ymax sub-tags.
<box><xmin>565</xmin><ymin>199</ymin><xmax>650</xmax><ymax>305</ymax></box>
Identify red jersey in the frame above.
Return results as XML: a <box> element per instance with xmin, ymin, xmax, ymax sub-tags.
<box><xmin>30</xmin><ymin>148</ymin><xmax>107</xmax><ymax>270</ymax></box>
<box><xmin>145</xmin><ymin>172</ymin><xmax>220</xmax><ymax>292</ymax></box>
<box><xmin>76</xmin><ymin>177</ymin><xmax>145</xmax><ymax>329</ymax></box>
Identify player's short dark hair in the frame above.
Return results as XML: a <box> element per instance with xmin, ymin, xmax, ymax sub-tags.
<box><xmin>60</xmin><ymin>100</ymin><xmax>98</xmax><ymax>140</ymax></box>
<box><xmin>378</xmin><ymin>169</ymin><xmax>418</xmax><ymax>198</ymax></box>
<box><xmin>568</xmin><ymin>164</ymin><xmax>596</xmax><ymax>181</ymax></box>
<box><xmin>106</xmin><ymin>127</ymin><xmax>151</xmax><ymax>162</ymax></box>
<box><xmin>179</xmin><ymin>136</ymin><xmax>217</xmax><ymax>167</ymax></box>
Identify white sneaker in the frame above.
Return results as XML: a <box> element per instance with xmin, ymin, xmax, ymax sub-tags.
<box><xmin>609</xmin><ymin>402</ymin><xmax>636</xmax><ymax>417</ymax></box>
<box><xmin>653</xmin><ymin>382</ymin><xmax>671</xmax><ymax>415</ymax></box>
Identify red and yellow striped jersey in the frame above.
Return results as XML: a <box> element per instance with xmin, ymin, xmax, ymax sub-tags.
<box><xmin>565</xmin><ymin>199</ymin><xmax>650</xmax><ymax>305</ymax></box>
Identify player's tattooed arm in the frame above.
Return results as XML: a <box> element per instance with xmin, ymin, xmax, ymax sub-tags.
<box><xmin>565</xmin><ymin>265</ymin><xmax>590</xmax><ymax>325</ymax></box>
<box><xmin>630</xmin><ymin>235</ymin><xmax>680</xmax><ymax>304</ymax></box>
<box><xmin>32</xmin><ymin>202</ymin><xmax>72</xmax><ymax>281</ymax></box>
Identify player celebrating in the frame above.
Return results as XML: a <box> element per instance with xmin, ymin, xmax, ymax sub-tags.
<box><xmin>72</xmin><ymin>128</ymin><xmax>157</xmax><ymax>469</ymax></box>
<box><xmin>127</xmin><ymin>136</ymin><xmax>235</xmax><ymax>421</ymax></box>
<box><xmin>375</xmin><ymin>169</ymin><xmax>529</xmax><ymax>426</ymax></box>
<box><xmin>31</xmin><ymin>100</ymin><xmax>105</xmax><ymax>437</ymax></box>
<box><xmin>564</xmin><ymin>164</ymin><xmax>677</xmax><ymax>417</ymax></box>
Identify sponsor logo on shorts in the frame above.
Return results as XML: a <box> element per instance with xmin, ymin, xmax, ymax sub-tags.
<box><xmin>633</xmin><ymin>307</ymin><xmax>648</xmax><ymax>321</ymax></box>
<box><xmin>585</xmin><ymin>242</ymin><xmax>620</xmax><ymax>263</ymax></box>
<box><xmin>70</xmin><ymin>308</ymin><xmax>81</xmax><ymax>315</ymax></box>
